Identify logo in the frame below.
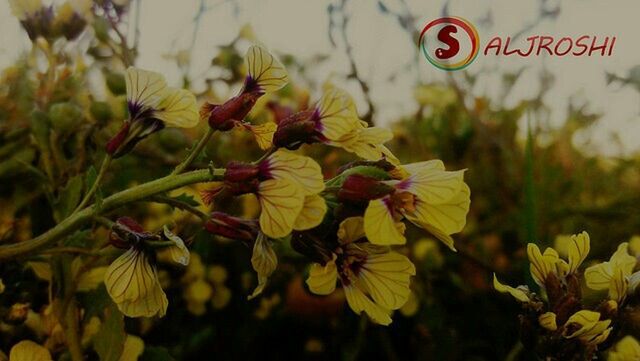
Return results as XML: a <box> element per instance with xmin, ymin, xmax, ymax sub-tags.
<box><xmin>420</xmin><ymin>16</ymin><xmax>617</xmax><ymax>71</ymax></box>
<box><xmin>419</xmin><ymin>16</ymin><xmax>479</xmax><ymax>71</ymax></box>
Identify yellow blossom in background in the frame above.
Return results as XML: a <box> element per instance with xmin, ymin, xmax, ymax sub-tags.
<box><xmin>608</xmin><ymin>336</ymin><xmax>640</xmax><ymax>361</ymax></box>
<box><xmin>585</xmin><ymin>242</ymin><xmax>637</xmax><ymax>302</ymax></box>
<box><xmin>306</xmin><ymin>217</ymin><xmax>416</xmax><ymax>325</ymax></box>
<box><xmin>8</xmin><ymin>0</ymin><xmax>42</xmax><ymax>21</ymax></box>
<box><xmin>0</xmin><ymin>278</ymin><xmax>4</xmax><ymax>294</ymax></box>
<box><xmin>9</xmin><ymin>340</ymin><xmax>51</xmax><ymax>361</ymax></box>
<box><xmin>628</xmin><ymin>236</ymin><xmax>640</xmax><ymax>257</ymax></box>
<box><xmin>119</xmin><ymin>335</ymin><xmax>145</xmax><ymax>361</ymax></box>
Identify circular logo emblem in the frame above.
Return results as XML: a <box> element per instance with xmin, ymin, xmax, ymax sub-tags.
<box><xmin>419</xmin><ymin>17</ymin><xmax>479</xmax><ymax>71</ymax></box>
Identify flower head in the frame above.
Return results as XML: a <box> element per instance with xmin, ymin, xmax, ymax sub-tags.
<box><xmin>306</xmin><ymin>217</ymin><xmax>416</xmax><ymax>325</ymax></box>
<box><xmin>608</xmin><ymin>336</ymin><xmax>640</xmax><ymax>361</ymax></box>
<box><xmin>585</xmin><ymin>242</ymin><xmax>637</xmax><ymax>302</ymax></box>
<box><xmin>106</xmin><ymin>67</ymin><xmax>199</xmax><ymax>158</ymax></box>
<box><xmin>340</xmin><ymin>160</ymin><xmax>469</xmax><ymax>249</ymax></box>
<box><xmin>221</xmin><ymin>149</ymin><xmax>326</xmax><ymax>238</ymax></box>
<box><xmin>104</xmin><ymin>218</ymin><xmax>190</xmax><ymax>318</ymax></box>
<box><xmin>9</xmin><ymin>340</ymin><xmax>52</xmax><ymax>361</ymax></box>
<box><xmin>202</xmin><ymin>44</ymin><xmax>288</xmax><ymax>150</ymax></box>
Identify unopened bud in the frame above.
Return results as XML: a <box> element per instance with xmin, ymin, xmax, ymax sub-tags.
<box><xmin>272</xmin><ymin>110</ymin><xmax>318</xmax><ymax>149</ymax></box>
<box><xmin>338</xmin><ymin>174</ymin><xmax>394</xmax><ymax>203</ymax></box>
<box><xmin>204</xmin><ymin>212</ymin><xmax>259</xmax><ymax>242</ymax></box>
<box><xmin>110</xmin><ymin>217</ymin><xmax>158</xmax><ymax>249</ymax></box>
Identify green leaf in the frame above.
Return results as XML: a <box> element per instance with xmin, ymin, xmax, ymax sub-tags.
<box><xmin>55</xmin><ymin>175</ymin><xmax>84</xmax><ymax>221</ymax></box>
<box><xmin>140</xmin><ymin>346</ymin><xmax>175</xmax><ymax>361</ymax></box>
<box><xmin>94</xmin><ymin>302</ymin><xmax>126</xmax><ymax>361</ymax></box>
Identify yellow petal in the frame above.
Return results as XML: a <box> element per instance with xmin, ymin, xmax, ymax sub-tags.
<box><xmin>249</xmin><ymin>233</ymin><xmax>278</xmax><ymax>299</ymax></box>
<box><xmin>258</xmin><ymin>179</ymin><xmax>304</xmax><ymax>238</ymax></box>
<box><xmin>357</xmin><ymin>251</ymin><xmax>416</xmax><ymax>310</ymax></box>
<box><xmin>293</xmin><ymin>194</ymin><xmax>327</xmax><ymax>231</ymax></box>
<box><xmin>364</xmin><ymin>198</ymin><xmax>406</xmax><ymax>245</ymax></box>
<box><xmin>339</xmin><ymin>127</ymin><xmax>394</xmax><ymax>161</ymax></box>
<box><xmin>610</xmin><ymin>243</ymin><xmax>637</xmax><ymax>276</ymax></box>
<box><xmin>403</xmin><ymin>167</ymin><xmax>466</xmax><ymax>205</ymax></box>
<box><xmin>563</xmin><ymin>310</ymin><xmax>605</xmax><ymax>338</ymax></box>
<box><xmin>125</xmin><ymin>67</ymin><xmax>167</xmax><ymax>111</ymax></box>
<box><xmin>163</xmin><ymin>226</ymin><xmax>190</xmax><ymax>266</ymax></box>
<box><xmin>493</xmin><ymin>274</ymin><xmax>530</xmax><ymax>303</ymax></box>
<box><xmin>9</xmin><ymin>340</ymin><xmax>52</xmax><ymax>361</ymax></box>
<box><xmin>306</xmin><ymin>259</ymin><xmax>338</xmax><ymax>295</ymax></box>
<box><xmin>266</xmin><ymin>150</ymin><xmax>325</xmax><ymax>195</ymax></box>
<box><xmin>247</xmin><ymin>122</ymin><xmax>276</xmax><ymax>150</ymax></box>
<box><xmin>405</xmin><ymin>183</ymin><xmax>470</xmax><ymax>236</ymax></box>
<box><xmin>609</xmin><ymin>267</ymin><xmax>628</xmax><ymax>302</ymax></box>
<box><xmin>567</xmin><ymin>231</ymin><xmax>590</xmax><ymax>273</ymax></box>
<box><xmin>344</xmin><ymin>285</ymin><xmax>392</xmax><ymax>326</ymax></box>
<box><xmin>538</xmin><ymin>312</ymin><xmax>558</xmax><ymax>331</ymax></box>
<box><xmin>119</xmin><ymin>335</ymin><xmax>145</xmax><ymax>361</ymax></box>
<box><xmin>527</xmin><ymin>244</ymin><xmax>559</xmax><ymax>287</ymax></box>
<box><xmin>154</xmin><ymin>88</ymin><xmax>199</xmax><ymax>128</ymax></box>
<box><xmin>316</xmin><ymin>88</ymin><xmax>361</xmax><ymax>141</ymax></box>
<box><xmin>245</xmin><ymin>45</ymin><xmax>288</xmax><ymax>93</ymax></box>
<box><xmin>585</xmin><ymin>262</ymin><xmax>613</xmax><ymax>291</ymax></box>
<box><xmin>400</xmin><ymin>160</ymin><xmax>445</xmax><ymax>175</ymax></box>
<box><xmin>608</xmin><ymin>336</ymin><xmax>640</xmax><ymax>361</ymax></box>
<box><xmin>337</xmin><ymin>217</ymin><xmax>366</xmax><ymax>244</ymax></box>
<box><xmin>104</xmin><ymin>248</ymin><xmax>168</xmax><ymax>318</ymax></box>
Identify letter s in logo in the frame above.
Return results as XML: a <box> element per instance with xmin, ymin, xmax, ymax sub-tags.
<box><xmin>435</xmin><ymin>25</ymin><xmax>460</xmax><ymax>59</ymax></box>
<box><xmin>419</xmin><ymin>17</ymin><xmax>479</xmax><ymax>71</ymax></box>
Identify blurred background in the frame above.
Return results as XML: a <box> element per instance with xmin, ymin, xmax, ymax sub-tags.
<box><xmin>1</xmin><ymin>0</ymin><xmax>640</xmax><ymax>360</ymax></box>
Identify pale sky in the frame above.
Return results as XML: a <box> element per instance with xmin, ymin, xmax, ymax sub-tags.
<box><xmin>1</xmin><ymin>0</ymin><xmax>639</xmax><ymax>156</ymax></box>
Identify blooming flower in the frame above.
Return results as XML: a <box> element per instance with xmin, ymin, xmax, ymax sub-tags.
<box><xmin>201</xmin><ymin>45</ymin><xmax>288</xmax><ymax>148</ymax></box>
<box><xmin>106</xmin><ymin>67</ymin><xmax>199</xmax><ymax>158</ymax></box>
<box><xmin>222</xmin><ymin>149</ymin><xmax>326</xmax><ymax>238</ymax></box>
<box><xmin>273</xmin><ymin>87</ymin><xmax>397</xmax><ymax>163</ymax></box>
<box><xmin>608</xmin><ymin>336</ymin><xmax>640</xmax><ymax>361</ymax></box>
<box><xmin>561</xmin><ymin>310</ymin><xmax>612</xmax><ymax>346</ymax></box>
<box><xmin>9</xmin><ymin>0</ymin><xmax>53</xmax><ymax>40</ymax></box>
<box><xmin>585</xmin><ymin>242</ymin><xmax>637</xmax><ymax>302</ymax></box>
<box><xmin>8</xmin><ymin>340</ymin><xmax>52</xmax><ymax>361</ymax></box>
<box><xmin>306</xmin><ymin>217</ymin><xmax>416</xmax><ymax>325</ymax></box>
<box><xmin>103</xmin><ymin>217</ymin><xmax>190</xmax><ymax>318</ymax></box>
<box><xmin>339</xmin><ymin>160</ymin><xmax>469</xmax><ymax>249</ymax></box>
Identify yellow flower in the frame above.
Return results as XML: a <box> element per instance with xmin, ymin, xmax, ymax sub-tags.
<box><xmin>225</xmin><ymin>149</ymin><xmax>327</xmax><ymax>239</ymax></box>
<box><xmin>585</xmin><ymin>242</ymin><xmax>637</xmax><ymax>302</ymax></box>
<box><xmin>120</xmin><ymin>335</ymin><xmax>145</xmax><ymax>361</ymax></box>
<box><xmin>306</xmin><ymin>217</ymin><xmax>416</xmax><ymax>325</ymax></box>
<box><xmin>9</xmin><ymin>340</ymin><xmax>52</xmax><ymax>361</ymax></box>
<box><xmin>0</xmin><ymin>278</ymin><xmax>5</xmax><ymax>294</ymax></box>
<box><xmin>562</xmin><ymin>310</ymin><xmax>611</xmax><ymax>346</ymax></box>
<box><xmin>104</xmin><ymin>225</ymin><xmax>189</xmax><ymax>318</ymax></box>
<box><xmin>527</xmin><ymin>231</ymin><xmax>590</xmax><ymax>287</ymax></box>
<box><xmin>608</xmin><ymin>336</ymin><xmax>640</xmax><ymax>361</ymax></box>
<box><xmin>493</xmin><ymin>274</ymin><xmax>531</xmax><ymax>303</ymax></box>
<box><xmin>363</xmin><ymin>160</ymin><xmax>469</xmax><ymax>249</ymax></box>
<box><xmin>107</xmin><ymin>67</ymin><xmax>199</xmax><ymax>157</ymax></box>
<box><xmin>184</xmin><ymin>279</ymin><xmax>213</xmax><ymax>316</ymax></box>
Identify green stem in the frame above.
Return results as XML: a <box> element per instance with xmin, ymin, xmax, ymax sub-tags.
<box><xmin>145</xmin><ymin>195</ymin><xmax>209</xmax><ymax>221</ymax></box>
<box><xmin>74</xmin><ymin>154</ymin><xmax>112</xmax><ymax>214</ymax></box>
<box><xmin>172</xmin><ymin>128</ymin><xmax>215</xmax><ymax>175</ymax></box>
<box><xmin>0</xmin><ymin>168</ymin><xmax>224</xmax><ymax>261</ymax></box>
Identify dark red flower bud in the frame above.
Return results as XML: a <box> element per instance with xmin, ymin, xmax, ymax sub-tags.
<box><xmin>204</xmin><ymin>90</ymin><xmax>263</xmax><ymax>131</ymax></box>
<box><xmin>204</xmin><ymin>212</ymin><xmax>259</xmax><ymax>242</ymax></box>
<box><xmin>338</xmin><ymin>174</ymin><xmax>395</xmax><ymax>203</ymax></box>
<box><xmin>224</xmin><ymin>162</ymin><xmax>260</xmax><ymax>183</ymax></box>
<box><xmin>272</xmin><ymin>109</ymin><xmax>321</xmax><ymax>149</ymax></box>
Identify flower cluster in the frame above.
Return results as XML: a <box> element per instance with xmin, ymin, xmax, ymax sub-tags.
<box><xmin>494</xmin><ymin>232</ymin><xmax>640</xmax><ymax>359</ymax></box>
<box><xmin>199</xmin><ymin>45</ymin><xmax>471</xmax><ymax>324</ymax></box>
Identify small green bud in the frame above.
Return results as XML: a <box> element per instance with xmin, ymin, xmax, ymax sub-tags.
<box><xmin>90</xmin><ymin>101</ymin><xmax>112</xmax><ymax>123</ymax></box>
<box><xmin>49</xmin><ymin>102</ymin><xmax>83</xmax><ymax>133</ymax></box>
<box><xmin>106</xmin><ymin>73</ymin><xmax>127</xmax><ymax>95</ymax></box>
<box><xmin>93</xmin><ymin>17</ymin><xmax>110</xmax><ymax>42</ymax></box>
